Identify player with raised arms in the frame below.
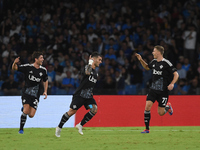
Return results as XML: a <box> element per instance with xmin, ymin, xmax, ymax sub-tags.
<box><xmin>55</xmin><ymin>52</ymin><xmax>102</xmax><ymax>137</ymax></box>
<box><xmin>12</xmin><ymin>51</ymin><xmax>48</xmax><ymax>134</ymax></box>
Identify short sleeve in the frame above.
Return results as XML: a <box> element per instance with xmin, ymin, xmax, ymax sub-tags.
<box><xmin>148</xmin><ymin>59</ymin><xmax>156</xmax><ymax>69</ymax></box>
<box><xmin>18</xmin><ymin>64</ymin><xmax>28</xmax><ymax>73</ymax></box>
<box><xmin>43</xmin><ymin>69</ymin><xmax>48</xmax><ymax>82</ymax></box>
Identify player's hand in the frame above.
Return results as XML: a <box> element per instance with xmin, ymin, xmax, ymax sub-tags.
<box><xmin>43</xmin><ymin>92</ymin><xmax>47</xmax><ymax>99</ymax></box>
<box><xmin>135</xmin><ymin>53</ymin><xmax>142</xmax><ymax>61</ymax></box>
<box><xmin>89</xmin><ymin>55</ymin><xmax>94</xmax><ymax>61</ymax></box>
<box><xmin>14</xmin><ymin>57</ymin><xmax>20</xmax><ymax>64</ymax></box>
<box><xmin>168</xmin><ymin>84</ymin><xmax>174</xmax><ymax>91</ymax></box>
<box><xmin>88</xmin><ymin>55</ymin><xmax>94</xmax><ymax>65</ymax></box>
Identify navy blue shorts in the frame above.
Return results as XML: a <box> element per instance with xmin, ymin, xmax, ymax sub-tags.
<box><xmin>70</xmin><ymin>96</ymin><xmax>97</xmax><ymax>110</ymax></box>
<box><xmin>146</xmin><ymin>89</ymin><xmax>169</xmax><ymax>107</ymax></box>
<box><xmin>21</xmin><ymin>94</ymin><xmax>39</xmax><ymax>110</ymax></box>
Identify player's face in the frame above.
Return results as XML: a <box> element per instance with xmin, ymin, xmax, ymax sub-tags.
<box><xmin>36</xmin><ymin>55</ymin><xmax>44</xmax><ymax>65</ymax></box>
<box><xmin>152</xmin><ymin>48</ymin><xmax>159</xmax><ymax>59</ymax></box>
<box><xmin>94</xmin><ymin>56</ymin><xmax>102</xmax><ymax>67</ymax></box>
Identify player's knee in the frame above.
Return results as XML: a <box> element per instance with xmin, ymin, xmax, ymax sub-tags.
<box><xmin>90</xmin><ymin>105</ymin><xmax>97</xmax><ymax>114</ymax></box>
<box><xmin>158</xmin><ymin>111</ymin><xmax>164</xmax><ymax>116</ymax></box>
<box><xmin>68</xmin><ymin>109</ymin><xmax>77</xmax><ymax>116</ymax></box>
<box><xmin>29</xmin><ymin>114</ymin><xmax>34</xmax><ymax>118</ymax></box>
<box><xmin>145</xmin><ymin>106</ymin><xmax>151</xmax><ymax>111</ymax></box>
<box><xmin>23</xmin><ymin>110</ymin><xmax>29</xmax><ymax>115</ymax></box>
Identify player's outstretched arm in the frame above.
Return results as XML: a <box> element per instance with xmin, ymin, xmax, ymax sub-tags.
<box><xmin>135</xmin><ymin>53</ymin><xmax>150</xmax><ymax>70</ymax></box>
<box><xmin>12</xmin><ymin>57</ymin><xmax>20</xmax><ymax>70</ymax></box>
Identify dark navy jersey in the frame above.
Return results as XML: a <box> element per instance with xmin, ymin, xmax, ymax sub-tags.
<box><xmin>148</xmin><ymin>58</ymin><xmax>177</xmax><ymax>92</ymax></box>
<box><xmin>18</xmin><ymin>64</ymin><xmax>48</xmax><ymax>99</ymax></box>
<box><xmin>73</xmin><ymin>65</ymin><xmax>98</xmax><ymax>99</ymax></box>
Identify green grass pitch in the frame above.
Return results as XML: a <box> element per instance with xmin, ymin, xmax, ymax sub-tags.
<box><xmin>0</xmin><ymin>126</ymin><xmax>200</xmax><ymax>150</ymax></box>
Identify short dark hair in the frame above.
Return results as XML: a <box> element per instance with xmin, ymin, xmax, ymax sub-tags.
<box><xmin>32</xmin><ymin>51</ymin><xmax>43</xmax><ymax>60</ymax></box>
<box><xmin>154</xmin><ymin>45</ymin><xmax>164</xmax><ymax>55</ymax></box>
<box><xmin>91</xmin><ymin>52</ymin><xmax>102</xmax><ymax>58</ymax></box>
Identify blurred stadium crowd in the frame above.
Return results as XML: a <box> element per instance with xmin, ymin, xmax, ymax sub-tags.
<box><xmin>0</xmin><ymin>0</ymin><xmax>200</xmax><ymax>96</ymax></box>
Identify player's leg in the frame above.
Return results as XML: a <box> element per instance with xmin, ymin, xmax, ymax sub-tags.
<box><xmin>55</xmin><ymin>108</ymin><xmax>77</xmax><ymax>137</ymax></box>
<box><xmin>76</xmin><ymin>101</ymin><xmax>97</xmax><ymax>135</ymax></box>
<box><xmin>166</xmin><ymin>102</ymin><xmax>173</xmax><ymax>115</ymax></box>
<box><xmin>19</xmin><ymin>104</ymin><xmax>30</xmax><ymax>134</ymax></box>
<box><xmin>157</xmin><ymin>106</ymin><xmax>166</xmax><ymax>116</ymax></box>
<box><xmin>80</xmin><ymin>104</ymin><xmax>97</xmax><ymax>126</ymax></box>
<box><xmin>58</xmin><ymin>108</ymin><xmax>77</xmax><ymax>128</ymax></box>
<box><xmin>56</xmin><ymin>96</ymin><xmax>81</xmax><ymax>137</ymax></box>
<box><xmin>157</xmin><ymin>94</ymin><xmax>172</xmax><ymax>115</ymax></box>
<box><xmin>76</xmin><ymin>104</ymin><xmax>97</xmax><ymax>135</ymax></box>
<box><xmin>29</xmin><ymin>107</ymin><xmax>37</xmax><ymax>118</ymax></box>
<box><xmin>141</xmin><ymin>100</ymin><xmax>153</xmax><ymax>133</ymax></box>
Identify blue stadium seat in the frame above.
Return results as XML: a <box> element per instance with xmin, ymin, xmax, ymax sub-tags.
<box><xmin>54</xmin><ymin>89</ymin><xmax>68</xmax><ymax>95</ymax></box>
<box><xmin>125</xmin><ymin>85</ymin><xmax>137</xmax><ymax>95</ymax></box>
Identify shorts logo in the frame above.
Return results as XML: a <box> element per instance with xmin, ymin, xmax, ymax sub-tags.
<box><xmin>73</xmin><ymin>105</ymin><xmax>77</xmax><ymax>109</ymax></box>
<box><xmin>33</xmin><ymin>99</ymin><xmax>39</xmax><ymax>106</ymax></box>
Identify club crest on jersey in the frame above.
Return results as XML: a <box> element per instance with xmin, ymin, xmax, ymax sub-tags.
<box><xmin>160</xmin><ymin>65</ymin><xmax>163</xmax><ymax>69</ymax></box>
<box><xmin>153</xmin><ymin>69</ymin><xmax>162</xmax><ymax>75</ymax></box>
<box><xmin>39</xmin><ymin>72</ymin><xmax>43</xmax><ymax>76</ymax></box>
<box><xmin>89</xmin><ymin>75</ymin><xmax>97</xmax><ymax>83</ymax></box>
<box><xmin>28</xmin><ymin>75</ymin><xmax>41</xmax><ymax>82</ymax></box>
<box><xmin>29</xmin><ymin>71</ymin><xmax>33</xmax><ymax>74</ymax></box>
<box><xmin>153</xmin><ymin>64</ymin><xmax>155</xmax><ymax>67</ymax></box>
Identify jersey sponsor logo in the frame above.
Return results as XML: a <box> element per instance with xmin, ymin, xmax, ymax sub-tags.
<box><xmin>89</xmin><ymin>75</ymin><xmax>97</xmax><ymax>83</ymax></box>
<box><xmin>73</xmin><ymin>105</ymin><xmax>77</xmax><ymax>109</ymax></box>
<box><xmin>28</xmin><ymin>75</ymin><xmax>41</xmax><ymax>82</ymax></box>
<box><xmin>153</xmin><ymin>69</ymin><xmax>162</xmax><ymax>75</ymax></box>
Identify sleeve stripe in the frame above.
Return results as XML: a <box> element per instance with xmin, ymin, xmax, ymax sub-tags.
<box><xmin>19</xmin><ymin>63</ymin><xmax>32</xmax><ymax>67</ymax></box>
<box><xmin>163</xmin><ymin>58</ymin><xmax>173</xmax><ymax>66</ymax></box>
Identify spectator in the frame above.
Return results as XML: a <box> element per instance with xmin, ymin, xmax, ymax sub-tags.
<box><xmin>101</xmin><ymin>76</ymin><xmax>117</xmax><ymax>95</ymax></box>
<box><xmin>187</xmin><ymin>78</ymin><xmax>200</xmax><ymax>95</ymax></box>
<box><xmin>176</xmin><ymin>62</ymin><xmax>187</xmax><ymax>79</ymax></box>
<box><xmin>61</xmin><ymin>71</ymin><xmax>75</xmax><ymax>94</ymax></box>
<box><xmin>105</xmin><ymin>48</ymin><xmax>117</xmax><ymax>60</ymax></box>
<box><xmin>1</xmin><ymin>74</ymin><xmax>19</xmax><ymax>95</ymax></box>
<box><xmin>182</xmin><ymin>24</ymin><xmax>197</xmax><ymax>64</ymax></box>
<box><xmin>115</xmin><ymin>70</ymin><xmax>125</xmax><ymax>94</ymax></box>
<box><xmin>174</xmin><ymin>79</ymin><xmax>189</xmax><ymax>95</ymax></box>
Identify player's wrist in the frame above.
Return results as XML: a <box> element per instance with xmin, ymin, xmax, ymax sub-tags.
<box><xmin>88</xmin><ymin>59</ymin><xmax>93</xmax><ymax>65</ymax></box>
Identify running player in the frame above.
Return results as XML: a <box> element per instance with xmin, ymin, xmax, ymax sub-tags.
<box><xmin>55</xmin><ymin>52</ymin><xmax>102</xmax><ymax>137</ymax></box>
<box><xmin>12</xmin><ymin>51</ymin><xmax>48</xmax><ymax>134</ymax></box>
<box><xmin>135</xmin><ymin>45</ymin><xmax>179</xmax><ymax>133</ymax></box>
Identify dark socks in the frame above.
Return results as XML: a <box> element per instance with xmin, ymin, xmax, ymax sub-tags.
<box><xmin>144</xmin><ymin>110</ymin><xmax>151</xmax><ymax>130</ymax></box>
<box><xmin>165</xmin><ymin>105</ymin><xmax>170</xmax><ymax>114</ymax></box>
<box><xmin>20</xmin><ymin>112</ymin><xmax>27</xmax><ymax>130</ymax></box>
<box><xmin>58</xmin><ymin>112</ymin><xmax>70</xmax><ymax>128</ymax></box>
<box><xmin>80</xmin><ymin>111</ymin><xmax>95</xmax><ymax>126</ymax></box>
